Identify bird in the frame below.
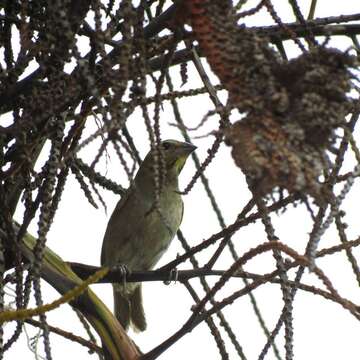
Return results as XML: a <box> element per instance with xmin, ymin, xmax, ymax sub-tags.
<box><xmin>101</xmin><ymin>139</ymin><xmax>196</xmax><ymax>332</ymax></box>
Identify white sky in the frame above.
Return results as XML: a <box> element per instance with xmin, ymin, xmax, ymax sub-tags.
<box><xmin>4</xmin><ymin>1</ymin><xmax>360</xmax><ymax>359</ymax></box>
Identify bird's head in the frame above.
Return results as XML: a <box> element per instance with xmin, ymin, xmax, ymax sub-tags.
<box><xmin>137</xmin><ymin>140</ymin><xmax>196</xmax><ymax>185</ymax></box>
<box><xmin>160</xmin><ymin>139</ymin><xmax>196</xmax><ymax>174</ymax></box>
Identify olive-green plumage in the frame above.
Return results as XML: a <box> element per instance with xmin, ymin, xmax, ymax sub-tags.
<box><xmin>101</xmin><ymin>140</ymin><xmax>196</xmax><ymax>332</ymax></box>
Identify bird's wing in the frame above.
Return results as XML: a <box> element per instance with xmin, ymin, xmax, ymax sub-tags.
<box><xmin>101</xmin><ymin>185</ymin><xmax>139</xmax><ymax>265</ymax></box>
<box><xmin>179</xmin><ymin>198</ymin><xmax>184</xmax><ymax>227</ymax></box>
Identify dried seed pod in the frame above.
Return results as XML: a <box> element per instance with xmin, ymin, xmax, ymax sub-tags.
<box><xmin>184</xmin><ymin>0</ymin><xmax>285</xmax><ymax>113</ymax></box>
<box><xmin>225</xmin><ymin>114</ymin><xmax>326</xmax><ymax>204</ymax></box>
<box><xmin>275</xmin><ymin>48</ymin><xmax>355</xmax><ymax>148</ymax></box>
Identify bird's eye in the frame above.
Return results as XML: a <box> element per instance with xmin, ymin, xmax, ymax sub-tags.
<box><xmin>163</xmin><ymin>142</ymin><xmax>171</xmax><ymax>150</ymax></box>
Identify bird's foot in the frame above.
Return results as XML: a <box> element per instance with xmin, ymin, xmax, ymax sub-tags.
<box><xmin>112</xmin><ymin>264</ymin><xmax>130</xmax><ymax>286</ymax></box>
<box><xmin>164</xmin><ymin>268</ymin><xmax>178</xmax><ymax>285</ymax></box>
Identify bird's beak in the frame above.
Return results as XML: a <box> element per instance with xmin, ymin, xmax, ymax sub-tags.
<box><xmin>180</xmin><ymin>142</ymin><xmax>197</xmax><ymax>155</ymax></box>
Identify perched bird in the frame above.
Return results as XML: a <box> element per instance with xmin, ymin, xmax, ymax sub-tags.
<box><xmin>101</xmin><ymin>140</ymin><xmax>196</xmax><ymax>332</ymax></box>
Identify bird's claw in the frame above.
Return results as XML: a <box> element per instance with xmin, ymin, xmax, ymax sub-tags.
<box><xmin>164</xmin><ymin>268</ymin><xmax>178</xmax><ymax>285</ymax></box>
<box><xmin>113</xmin><ymin>264</ymin><xmax>130</xmax><ymax>286</ymax></box>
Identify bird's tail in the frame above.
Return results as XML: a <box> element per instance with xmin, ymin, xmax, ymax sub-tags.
<box><xmin>130</xmin><ymin>285</ymin><xmax>146</xmax><ymax>332</ymax></box>
<box><xmin>113</xmin><ymin>284</ymin><xmax>146</xmax><ymax>332</ymax></box>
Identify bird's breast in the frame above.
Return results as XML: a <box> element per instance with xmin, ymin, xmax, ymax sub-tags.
<box><xmin>122</xmin><ymin>188</ymin><xmax>183</xmax><ymax>270</ymax></box>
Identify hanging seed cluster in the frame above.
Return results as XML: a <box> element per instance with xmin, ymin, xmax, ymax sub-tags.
<box><xmin>225</xmin><ymin>113</ymin><xmax>326</xmax><ymax>203</ymax></box>
<box><xmin>185</xmin><ymin>0</ymin><xmax>356</xmax><ymax>203</ymax></box>
<box><xmin>183</xmin><ymin>0</ymin><xmax>285</xmax><ymax>113</ymax></box>
<box><xmin>278</xmin><ymin>48</ymin><xmax>355</xmax><ymax>149</ymax></box>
